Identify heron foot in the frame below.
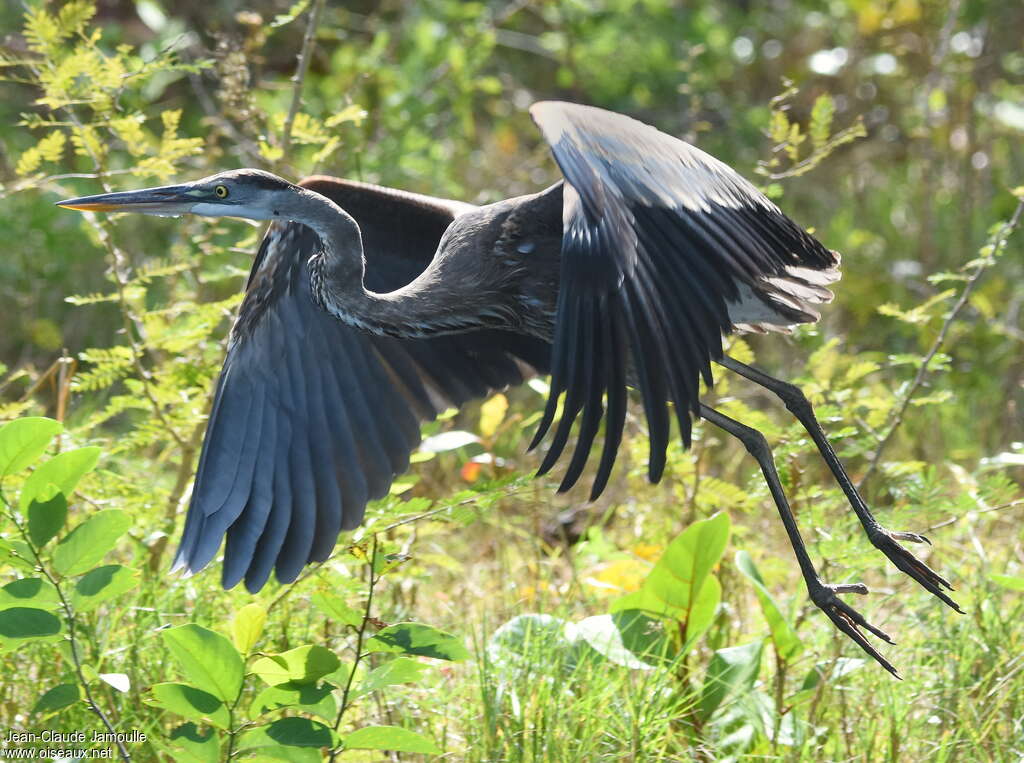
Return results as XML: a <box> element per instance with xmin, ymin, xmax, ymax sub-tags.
<box><xmin>808</xmin><ymin>580</ymin><xmax>900</xmax><ymax>678</ymax></box>
<box><xmin>868</xmin><ymin>526</ymin><xmax>964</xmax><ymax>614</ymax></box>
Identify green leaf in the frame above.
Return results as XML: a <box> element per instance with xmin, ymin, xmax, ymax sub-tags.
<box><xmin>989</xmin><ymin>573</ymin><xmax>1024</xmax><ymax>592</ymax></box>
<box><xmin>574</xmin><ymin>615</ymin><xmax>655</xmax><ymax>670</ymax></box>
<box><xmin>166</xmin><ymin>722</ymin><xmax>220</xmax><ymax>763</ymax></box>
<box><xmin>699</xmin><ymin>641</ymin><xmax>763</xmax><ymax>721</ymax></box>
<box><xmin>311</xmin><ymin>591</ymin><xmax>362</xmax><ymax>627</ymax></box>
<box><xmin>250</xmin><ymin>682</ymin><xmax>336</xmax><ymax>721</ymax></box>
<box><xmin>367</xmin><ymin>622</ymin><xmax>470</xmax><ymax>661</ymax></box>
<box><xmin>161</xmin><ymin>624</ymin><xmax>244</xmax><ymax>702</ymax></box>
<box><xmin>0</xmin><ymin>417</ymin><xmax>61</xmax><ymax>477</ymax></box>
<box><xmin>231</xmin><ymin>602</ymin><xmax>267</xmax><ymax>654</ymax></box>
<box><xmin>27</xmin><ymin>493</ymin><xmax>67</xmax><ymax>548</ymax></box>
<box><xmin>0</xmin><ymin>607</ymin><xmax>62</xmax><ymax>639</ymax></box>
<box><xmin>32</xmin><ymin>683</ymin><xmax>80</xmax><ymax>715</ymax></box>
<box><xmin>51</xmin><ymin>509</ymin><xmax>130</xmax><ymax>576</ymax></box>
<box><xmin>607</xmin><ymin>609</ymin><xmax>675</xmax><ymax>665</ymax></box>
<box><xmin>359</xmin><ymin>657</ymin><xmax>428</xmax><ymax>694</ymax></box>
<box><xmin>239</xmin><ymin>717</ymin><xmax>336</xmax><ymax>751</ymax></box>
<box><xmin>251</xmin><ymin>645</ymin><xmax>340</xmax><ymax>686</ymax></box>
<box><xmin>735</xmin><ymin>550</ymin><xmax>803</xmax><ymax>661</ymax></box>
<box><xmin>611</xmin><ymin>513</ymin><xmax>730</xmax><ymax>641</ymax></box>
<box><xmin>71</xmin><ymin>565</ymin><xmax>138</xmax><ymax>611</ymax></box>
<box><xmin>148</xmin><ymin>683</ymin><xmax>230</xmax><ymax>730</ymax></box>
<box><xmin>0</xmin><ymin>577</ymin><xmax>60</xmax><ymax>609</ymax></box>
<box><xmin>343</xmin><ymin>725</ymin><xmax>440</xmax><ymax>754</ymax></box>
<box><xmin>20</xmin><ymin>446</ymin><xmax>101</xmax><ymax>509</ymax></box>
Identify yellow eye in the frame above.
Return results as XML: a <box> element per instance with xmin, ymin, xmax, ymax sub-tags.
<box><xmin>214</xmin><ymin>184</ymin><xmax>229</xmax><ymax>199</ymax></box>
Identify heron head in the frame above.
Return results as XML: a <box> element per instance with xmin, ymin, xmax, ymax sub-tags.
<box><xmin>57</xmin><ymin>169</ymin><xmax>296</xmax><ymax>220</ymax></box>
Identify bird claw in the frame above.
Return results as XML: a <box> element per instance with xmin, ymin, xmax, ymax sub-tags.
<box><xmin>869</xmin><ymin>526</ymin><xmax>964</xmax><ymax>614</ymax></box>
<box><xmin>808</xmin><ymin>580</ymin><xmax>900</xmax><ymax>678</ymax></box>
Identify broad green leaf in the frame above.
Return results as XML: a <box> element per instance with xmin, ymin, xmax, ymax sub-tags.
<box><xmin>0</xmin><ymin>417</ymin><xmax>61</xmax><ymax>477</ymax></box>
<box><xmin>359</xmin><ymin>657</ymin><xmax>428</xmax><ymax>694</ymax></box>
<box><xmin>231</xmin><ymin>602</ymin><xmax>267</xmax><ymax>654</ymax></box>
<box><xmin>239</xmin><ymin>717</ymin><xmax>336</xmax><ymax>751</ymax></box>
<box><xmin>989</xmin><ymin>573</ymin><xmax>1024</xmax><ymax>592</ymax></box>
<box><xmin>735</xmin><ymin>550</ymin><xmax>803</xmax><ymax>661</ymax></box>
<box><xmin>367</xmin><ymin>622</ymin><xmax>470</xmax><ymax>661</ymax></box>
<box><xmin>20</xmin><ymin>446</ymin><xmax>101</xmax><ymax>510</ymax></box>
<box><xmin>148</xmin><ymin>683</ymin><xmax>230</xmax><ymax>730</ymax></box>
<box><xmin>608</xmin><ymin>610</ymin><xmax>675</xmax><ymax>665</ymax></box>
<box><xmin>32</xmin><ymin>683</ymin><xmax>80</xmax><ymax>715</ymax></box>
<box><xmin>0</xmin><ymin>607</ymin><xmax>62</xmax><ymax>639</ymax></box>
<box><xmin>250</xmin><ymin>683</ymin><xmax>336</xmax><ymax>722</ymax></box>
<box><xmin>0</xmin><ymin>577</ymin><xmax>60</xmax><ymax>609</ymax></box>
<box><xmin>27</xmin><ymin>493</ymin><xmax>67</xmax><ymax>548</ymax></box>
<box><xmin>574</xmin><ymin>615</ymin><xmax>654</xmax><ymax>670</ymax></box>
<box><xmin>683</xmin><ymin>575</ymin><xmax>721</xmax><ymax>646</ymax></box>
<box><xmin>71</xmin><ymin>565</ymin><xmax>138</xmax><ymax>611</ymax></box>
<box><xmin>612</xmin><ymin>513</ymin><xmax>730</xmax><ymax>623</ymax></box>
<box><xmin>161</xmin><ymin>624</ymin><xmax>244</xmax><ymax>702</ymax></box>
<box><xmin>311</xmin><ymin>591</ymin><xmax>362</xmax><ymax>627</ymax></box>
<box><xmin>166</xmin><ymin>722</ymin><xmax>220</xmax><ymax>763</ymax></box>
<box><xmin>343</xmin><ymin>725</ymin><xmax>440</xmax><ymax>754</ymax></box>
<box><xmin>699</xmin><ymin>641</ymin><xmax>763</xmax><ymax>721</ymax></box>
<box><xmin>52</xmin><ymin>509</ymin><xmax>130</xmax><ymax>576</ymax></box>
<box><xmin>251</xmin><ymin>645</ymin><xmax>340</xmax><ymax>686</ymax></box>
<box><xmin>486</xmin><ymin>614</ymin><xmax>580</xmax><ymax>674</ymax></box>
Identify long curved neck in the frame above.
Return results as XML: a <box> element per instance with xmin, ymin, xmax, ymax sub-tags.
<box><xmin>292</xmin><ymin>187</ymin><xmax>493</xmax><ymax>338</ymax></box>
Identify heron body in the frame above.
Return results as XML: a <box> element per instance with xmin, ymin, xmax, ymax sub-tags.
<box><xmin>58</xmin><ymin>101</ymin><xmax>959</xmax><ymax>676</ymax></box>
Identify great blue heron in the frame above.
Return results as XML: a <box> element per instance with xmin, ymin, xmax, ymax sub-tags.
<box><xmin>58</xmin><ymin>101</ymin><xmax>959</xmax><ymax>675</ymax></box>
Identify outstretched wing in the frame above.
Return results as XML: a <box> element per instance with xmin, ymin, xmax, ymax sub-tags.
<box><xmin>529</xmin><ymin>101</ymin><xmax>839</xmax><ymax>498</ymax></box>
<box><xmin>173</xmin><ymin>180</ymin><xmax>549</xmax><ymax>592</ymax></box>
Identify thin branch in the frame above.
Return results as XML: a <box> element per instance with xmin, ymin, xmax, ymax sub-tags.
<box><xmin>281</xmin><ymin>0</ymin><xmax>325</xmax><ymax>157</ymax></box>
<box><xmin>859</xmin><ymin>196</ymin><xmax>1024</xmax><ymax>490</ymax></box>
<box><xmin>927</xmin><ymin>499</ymin><xmax>1024</xmax><ymax>532</ymax></box>
<box><xmin>329</xmin><ymin>534</ymin><xmax>379</xmax><ymax>762</ymax></box>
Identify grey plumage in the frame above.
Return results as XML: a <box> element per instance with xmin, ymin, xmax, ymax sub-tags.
<box><xmin>58</xmin><ymin>101</ymin><xmax>957</xmax><ymax>677</ymax></box>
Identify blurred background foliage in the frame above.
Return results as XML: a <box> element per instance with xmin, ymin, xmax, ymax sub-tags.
<box><xmin>0</xmin><ymin>0</ymin><xmax>1022</xmax><ymax>760</ymax></box>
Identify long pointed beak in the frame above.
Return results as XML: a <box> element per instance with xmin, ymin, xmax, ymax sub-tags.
<box><xmin>56</xmin><ymin>183</ymin><xmax>202</xmax><ymax>216</ymax></box>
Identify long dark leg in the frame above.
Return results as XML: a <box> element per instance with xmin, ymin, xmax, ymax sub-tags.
<box><xmin>699</xmin><ymin>404</ymin><xmax>900</xmax><ymax>677</ymax></box>
<box><xmin>717</xmin><ymin>355</ymin><xmax>962</xmax><ymax>614</ymax></box>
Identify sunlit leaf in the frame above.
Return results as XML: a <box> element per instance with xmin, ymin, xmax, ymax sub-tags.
<box><xmin>161</xmin><ymin>625</ymin><xmax>244</xmax><ymax>702</ymax></box>
<box><xmin>51</xmin><ymin>509</ymin><xmax>130</xmax><ymax>576</ymax></box>
<box><xmin>0</xmin><ymin>417</ymin><xmax>61</xmax><ymax>477</ymax></box>
<box><xmin>231</xmin><ymin>603</ymin><xmax>267</xmax><ymax>655</ymax></box>
<box><xmin>343</xmin><ymin>725</ymin><xmax>440</xmax><ymax>754</ymax></box>
<box><xmin>251</xmin><ymin>645</ymin><xmax>340</xmax><ymax>686</ymax></box>
<box><xmin>367</xmin><ymin>622</ymin><xmax>470</xmax><ymax>661</ymax></box>
<box><xmin>148</xmin><ymin>683</ymin><xmax>230</xmax><ymax>729</ymax></box>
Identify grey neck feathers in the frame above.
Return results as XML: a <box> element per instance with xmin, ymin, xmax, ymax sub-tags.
<box><xmin>292</xmin><ymin>187</ymin><xmax>495</xmax><ymax>338</ymax></box>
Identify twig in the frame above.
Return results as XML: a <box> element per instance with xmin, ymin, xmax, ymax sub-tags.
<box><xmin>859</xmin><ymin>196</ymin><xmax>1024</xmax><ymax>490</ymax></box>
<box><xmin>281</xmin><ymin>0</ymin><xmax>324</xmax><ymax>157</ymax></box>
<box><xmin>329</xmin><ymin>534</ymin><xmax>380</xmax><ymax>762</ymax></box>
<box><xmin>926</xmin><ymin>499</ymin><xmax>1024</xmax><ymax>532</ymax></box>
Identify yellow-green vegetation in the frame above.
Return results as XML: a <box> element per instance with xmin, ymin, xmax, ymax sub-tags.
<box><xmin>1</xmin><ymin>1</ymin><xmax>1022</xmax><ymax>760</ymax></box>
